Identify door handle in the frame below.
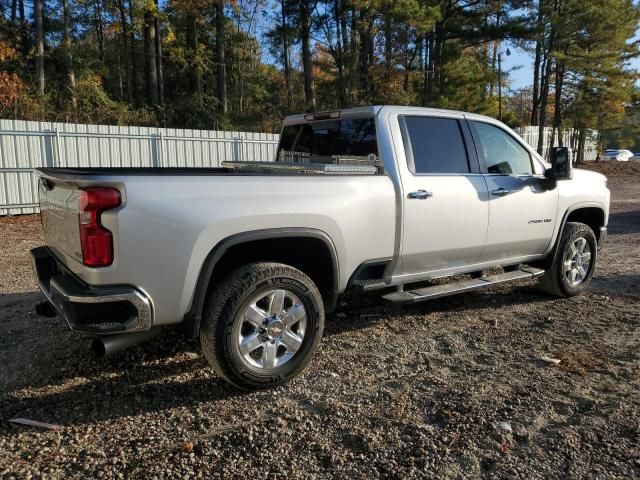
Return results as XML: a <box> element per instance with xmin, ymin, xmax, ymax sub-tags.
<box><xmin>491</xmin><ymin>188</ymin><xmax>511</xmax><ymax>196</ymax></box>
<box><xmin>407</xmin><ymin>189</ymin><xmax>433</xmax><ymax>200</ymax></box>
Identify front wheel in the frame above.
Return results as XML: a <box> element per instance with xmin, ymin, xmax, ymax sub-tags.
<box><xmin>538</xmin><ymin>222</ymin><xmax>597</xmax><ymax>297</ymax></box>
<box><xmin>200</xmin><ymin>262</ymin><xmax>324</xmax><ymax>390</ymax></box>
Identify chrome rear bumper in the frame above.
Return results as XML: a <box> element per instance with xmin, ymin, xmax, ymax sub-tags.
<box><xmin>31</xmin><ymin>246</ymin><xmax>153</xmax><ymax>334</ymax></box>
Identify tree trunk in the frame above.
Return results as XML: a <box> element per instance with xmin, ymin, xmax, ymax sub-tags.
<box><xmin>215</xmin><ymin>0</ymin><xmax>227</xmax><ymax>113</ymax></box>
<box><xmin>300</xmin><ymin>0</ymin><xmax>316</xmax><ymax>112</ymax></box>
<box><xmin>333</xmin><ymin>0</ymin><xmax>345</xmax><ymax>107</ymax></box>
<box><xmin>358</xmin><ymin>8</ymin><xmax>374</xmax><ymax>102</ymax></box>
<box><xmin>116</xmin><ymin>50</ymin><xmax>124</xmax><ymax>100</ymax></box>
<box><xmin>537</xmin><ymin>47</ymin><xmax>553</xmax><ymax>155</ymax></box>
<box><xmin>129</xmin><ymin>0</ymin><xmax>141</xmax><ymax>107</ymax></box>
<box><xmin>424</xmin><ymin>30</ymin><xmax>435</xmax><ymax>106</ymax></box>
<box><xmin>187</xmin><ymin>14</ymin><xmax>202</xmax><ymax>102</ymax></box>
<box><xmin>489</xmin><ymin>40</ymin><xmax>497</xmax><ymax>97</ymax></box>
<box><xmin>577</xmin><ymin>127</ymin><xmax>586</xmax><ymax>165</ymax></box>
<box><xmin>496</xmin><ymin>7</ymin><xmax>503</xmax><ymax>120</ymax></box>
<box><xmin>530</xmin><ymin>0</ymin><xmax>544</xmax><ymax>125</ymax></box>
<box><xmin>570</xmin><ymin>119</ymin><xmax>578</xmax><ymax>151</ymax></box>
<box><xmin>95</xmin><ymin>2</ymin><xmax>105</xmax><ymax>63</ymax></box>
<box><xmin>553</xmin><ymin>61</ymin><xmax>565</xmax><ymax>145</ymax></box>
<box><xmin>281</xmin><ymin>0</ymin><xmax>292</xmax><ymax>107</ymax></box>
<box><xmin>339</xmin><ymin>1</ymin><xmax>350</xmax><ymax>104</ymax></box>
<box><xmin>34</xmin><ymin>0</ymin><xmax>44</xmax><ymax>95</ymax></box>
<box><xmin>62</xmin><ymin>0</ymin><xmax>76</xmax><ymax>109</ymax></box>
<box><xmin>144</xmin><ymin>10</ymin><xmax>159</xmax><ymax>106</ymax></box>
<box><xmin>422</xmin><ymin>33</ymin><xmax>428</xmax><ymax>106</ymax></box>
<box><xmin>10</xmin><ymin>0</ymin><xmax>16</xmax><ymax>21</ymax></box>
<box><xmin>435</xmin><ymin>27</ymin><xmax>445</xmax><ymax>96</ymax></box>
<box><xmin>531</xmin><ymin>42</ymin><xmax>541</xmax><ymax>125</ymax></box>
<box><xmin>349</xmin><ymin>9</ymin><xmax>360</xmax><ymax>104</ymax></box>
<box><xmin>116</xmin><ymin>0</ymin><xmax>133</xmax><ymax>103</ymax></box>
<box><xmin>384</xmin><ymin>12</ymin><xmax>392</xmax><ymax>78</ymax></box>
<box><xmin>154</xmin><ymin>0</ymin><xmax>164</xmax><ymax>106</ymax></box>
<box><xmin>498</xmin><ymin>45</ymin><xmax>502</xmax><ymax>121</ymax></box>
<box><xmin>18</xmin><ymin>0</ymin><xmax>27</xmax><ymax>57</ymax></box>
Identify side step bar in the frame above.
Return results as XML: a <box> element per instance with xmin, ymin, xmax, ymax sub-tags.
<box><xmin>383</xmin><ymin>267</ymin><xmax>545</xmax><ymax>304</ymax></box>
<box><xmin>352</xmin><ymin>279</ymin><xmax>388</xmax><ymax>291</ymax></box>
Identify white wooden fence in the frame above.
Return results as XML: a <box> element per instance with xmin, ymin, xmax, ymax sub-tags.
<box><xmin>0</xmin><ymin>120</ymin><xmax>598</xmax><ymax>215</ymax></box>
<box><xmin>0</xmin><ymin>119</ymin><xmax>279</xmax><ymax>215</ymax></box>
<box><xmin>515</xmin><ymin>126</ymin><xmax>599</xmax><ymax>162</ymax></box>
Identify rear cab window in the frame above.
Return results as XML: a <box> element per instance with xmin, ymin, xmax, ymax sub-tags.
<box><xmin>277</xmin><ymin>117</ymin><xmax>378</xmax><ymax>164</ymax></box>
<box><xmin>400</xmin><ymin>116</ymin><xmax>472</xmax><ymax>174</ymax></box>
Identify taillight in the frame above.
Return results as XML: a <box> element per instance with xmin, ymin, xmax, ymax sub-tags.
<box><xmin>78</xmin><ymin>188</ymin><xmax>121</xmax><ymax>267</ymax></box>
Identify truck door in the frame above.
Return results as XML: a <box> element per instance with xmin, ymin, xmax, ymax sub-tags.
<box><xmin>398</xmin><ymin>115</ymin><xmax>489</xmax><ymax>275</ymax></box>
<box><xmin>468</xmin><ymin>120</ymin><xmax>558</xmax><ymax>261</ymax></box>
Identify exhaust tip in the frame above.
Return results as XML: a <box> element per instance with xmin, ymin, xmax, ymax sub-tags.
<box><xmin>91</xmin><ymin>338</ymin><xmax>107</xmax><ymax>357</ymax></box>
<box><xmin>35</xmin><ymin>301</ymin><xmax>57</xmax><ymax>318</ymax></box>
<box><xmin>91</xmin><ymin>328</ymin><xmax>162</xmax><ymax>358</ymax></box>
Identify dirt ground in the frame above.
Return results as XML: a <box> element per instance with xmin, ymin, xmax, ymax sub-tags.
<box><xmin>0</xmin><ymin>163</ymin><xmax>639</xmax><ymax>479</ymax></box>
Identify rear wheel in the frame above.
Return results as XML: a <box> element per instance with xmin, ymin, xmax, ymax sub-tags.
<box><xmin>538</xmin><ymin>222</ymin><xmax>597</xmax><ymax>297</ymax></box>
<box><xmin>200</xmin><ymin>262</ymin><xmax>324</xmax><ymax>390</ymax></box>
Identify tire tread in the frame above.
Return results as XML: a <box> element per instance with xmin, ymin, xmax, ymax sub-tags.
<box><xmin>538</xmin><ymin>222</ymin><xmax>596</xmax><ymax>297</ymax></box>
<box><xmin>200</xmin><ymin>262</ymin><xmax>323</xmax><ymax>390</ymax></box>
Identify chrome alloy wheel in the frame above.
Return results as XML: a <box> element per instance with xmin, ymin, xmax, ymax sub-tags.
<box><xmin>237</xmin><ymin>289</ymin><xmax>307</xmax><ymax>369</ymax></box>
<box><xmin>564</xmin><ymin>237</ymin><xmax>592</xmax><ymax>287</ymax></box>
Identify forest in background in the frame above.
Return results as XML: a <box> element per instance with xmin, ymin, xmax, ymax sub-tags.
<box><xmin>0</xmin><ymin>0</ymin><xmax>639</xmax><ymax>154</ymax></box>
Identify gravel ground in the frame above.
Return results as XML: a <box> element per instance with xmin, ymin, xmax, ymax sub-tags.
<box><xmin>1</xmin><ymin>163</ymin><xmax>639</xmax><ymax>479</ymax></box>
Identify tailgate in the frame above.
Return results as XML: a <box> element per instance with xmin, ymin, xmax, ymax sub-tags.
<box><xmin>38</xmin><ymin>176</ymin><xmax>84</xmax><ymax>264</ymax></box>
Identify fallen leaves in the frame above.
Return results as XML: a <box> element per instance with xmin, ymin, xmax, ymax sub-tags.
<box><xmin>554</xmin><ymin>351</ymin><xmax>603</xmax><ymax>376</ymax></box>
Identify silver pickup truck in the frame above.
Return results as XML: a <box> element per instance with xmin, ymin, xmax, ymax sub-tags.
<box><xmin>31</xmin><ymin>106</ymin><xmax>610</xmax><ymax>389</ymax></box>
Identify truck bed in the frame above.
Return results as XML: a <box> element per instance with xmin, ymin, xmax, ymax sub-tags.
<box><xmin>38</xmin><ymin>160</ymin><xmax>382</xmax><ymax>177</ymax></box>
<box><xmin>36</xmin><ymin>167</ymin><xmax>397</xmax><ymax>326</ymax></box>
<box><xmin>38</xmin><ymin>167</ymin><xmax>234</xmax><ymax>176</ymax></box>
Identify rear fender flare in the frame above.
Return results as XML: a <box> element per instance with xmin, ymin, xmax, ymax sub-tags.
<box><xmin>183</xmin><ymin>228</ymin><xmax>339</xmax><ymax>336</ymax></box>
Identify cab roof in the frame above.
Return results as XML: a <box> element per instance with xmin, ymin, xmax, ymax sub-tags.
<box><xmin>282</xmin><ymin>105</ymin><xmax>501</xmax><ymax>126</ymax></box>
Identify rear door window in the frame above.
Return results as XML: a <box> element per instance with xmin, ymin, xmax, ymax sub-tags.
<box><xmin>401</xmin><ymin>116</ymin><xmax>470</xmax><ymax>174</ymax></box>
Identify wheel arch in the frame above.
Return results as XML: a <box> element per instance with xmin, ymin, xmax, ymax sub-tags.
<box><xmin>534</xmin><ymin>203</ymin><xmax>606</xmax><ymax>270</ymax></box>
<box><xmin>562</xmin><ymin>206</ymin><xmax>605</xmax><ymax>240</ymax></box>
<box><xmin>183</xmin><ymin>228</ymin><xmax>339</xmax><ymax>337</ymax></box>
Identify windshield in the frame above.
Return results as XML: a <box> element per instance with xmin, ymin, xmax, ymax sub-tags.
<box><xmin>277</xmin><ymin>117</ymin><xmax>378</xmax><ymax>164</ymax></box>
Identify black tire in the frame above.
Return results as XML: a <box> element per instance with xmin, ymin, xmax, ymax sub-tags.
<box><xmin>200</xmin><ymin>262</ymin><xmax>324</xmax><ymax>390</ymax></box>
<box><xmin>538</xmin><ymin>222</ymin><xmax>597</xmax><ymax>297</ymax></box>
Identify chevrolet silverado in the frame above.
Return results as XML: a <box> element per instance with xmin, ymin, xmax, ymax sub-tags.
<box><xmin>31</xmin><ymin>106</ymin><xmax>610</xmax><ymax>389</ymax></box>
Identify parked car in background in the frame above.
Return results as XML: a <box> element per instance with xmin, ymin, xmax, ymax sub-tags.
<box><xmin>602</xmin><ymin>149</ymin><xmax>634</xmax><ymax>161</ymax></box>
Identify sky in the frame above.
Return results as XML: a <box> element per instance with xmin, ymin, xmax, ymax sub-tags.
<box><xmin>503</xmin><ymin>27</ymin><xmax>640</xmax><ymax>90</ymax></box>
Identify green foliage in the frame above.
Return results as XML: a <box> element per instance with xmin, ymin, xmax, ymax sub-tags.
<box><xmin>548</xmin><ymin>0</ymin><xmax>640</xmax><ymax>145</ymax></box>
<box><xmin>435</xmin><ymin>48</ymin><xmax>498</xmax><ymax>115</ymax></box>
<box><xmin>0</xmin><ymin>0</ymin><xmax>637</xmax><ymax>138</ymax></box>
<box><xmin>7</xmin><ymin>73</ymin><xmax>156</xmax><ymax>125</ymax></box>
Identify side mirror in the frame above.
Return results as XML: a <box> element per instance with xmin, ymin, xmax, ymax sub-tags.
<box><xmin>547</xmin><ymin>146</ymin><xmax>572</xmax><ymax>181</ymax></box>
